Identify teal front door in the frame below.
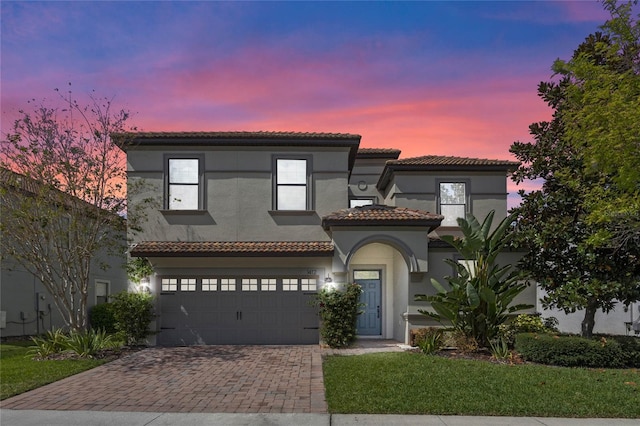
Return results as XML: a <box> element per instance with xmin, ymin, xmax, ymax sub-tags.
<box><xmin>354</xmin><ymin>270</ymin><xmax>382</xmax><ymax>336</ymax></box>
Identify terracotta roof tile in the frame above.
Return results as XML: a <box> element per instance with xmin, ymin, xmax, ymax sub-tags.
<box><xmin>377</xmin><ymin>155</ymin><xmax>519</xmax><ymax>190</ymax></box>
<box><xmin>387</xmin><ymin>155</ymin><xmax>519</xmax><ymax>167</ymax></box>
<box><xmin>114</xmin><ymin>131</ymin><xmax>361</xmax><ymax>144</ymax></box>
<box><xmin>357</xmin><ymin>148</ymin><xmax>402</xmax><ymax>159</ymax></box>
<box><xmin>322</xmin><ymin>204</ymin><xmax>442</xmax><ymax>230</ymax></box>
<box><xmin>130</xmin><ymin>241</ymin><xmax>334</xmax><ymax>257</ymax></box>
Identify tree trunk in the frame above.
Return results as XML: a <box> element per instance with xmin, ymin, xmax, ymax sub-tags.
<box><xmin>581</xmin><ymin>299</ymin><xmax>598</xmax><ymax>338</ymax></box>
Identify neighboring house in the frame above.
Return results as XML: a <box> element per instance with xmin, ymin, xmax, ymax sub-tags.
<box><xmin>538</xmin><ymin>295</ymin><xmax>640</xmax><ymax>336</ymax></box>
<box><xmin>119</xmin><ymin>131</ymin><xmax>534</xmax><ymax>346</ymax></box>
<box><xmin>0</xmin><ymin>168</ymin><xmax>128</xmax><ymax>338</ymax></box>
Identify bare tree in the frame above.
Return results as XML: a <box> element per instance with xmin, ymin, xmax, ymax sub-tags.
<box><xmin>1</xmin><ymin>84</ymin><xmax>134</xmax><ymax>332</ymax></box>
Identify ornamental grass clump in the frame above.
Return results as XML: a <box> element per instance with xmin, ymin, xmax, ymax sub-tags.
<box><xmin>314</xmin><ymin>283</ymin><xmax>363</xmax><ymax>348</ymax></box>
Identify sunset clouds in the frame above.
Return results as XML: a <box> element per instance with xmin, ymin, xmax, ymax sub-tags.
<box><xmin>1</xmin><ymin>1</ymin><xmax>616</xmax><ymax>207</ymax></box>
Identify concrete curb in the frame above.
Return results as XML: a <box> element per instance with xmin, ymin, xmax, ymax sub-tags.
<box><xmin>2</xmin><ymin>410</ymin><xmax>638</xmax><ymax>426</ymax></box>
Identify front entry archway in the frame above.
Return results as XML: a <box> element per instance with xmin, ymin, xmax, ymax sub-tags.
<box><xmin>354</xmin><ymin>270</ymin><xmax>382</xmax><ymax>335</ymax></box>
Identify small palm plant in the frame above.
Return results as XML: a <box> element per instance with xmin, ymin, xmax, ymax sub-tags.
<box><xmin>415</xmin><ymin>210</ymin><xmax>532</xmax><ymax>348</ymax></box>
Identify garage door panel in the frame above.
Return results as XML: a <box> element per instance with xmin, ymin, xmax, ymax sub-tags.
<box><xmin>158</xmin><ymin>276</ymin><xmax>319</xmax><ymax>346</ymax></box>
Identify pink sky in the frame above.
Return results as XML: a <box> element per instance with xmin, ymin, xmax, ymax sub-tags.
<box><xmin>1</xmin><ymin>1</ymin><xmax>614</xmax><ymax>208</ymax></box>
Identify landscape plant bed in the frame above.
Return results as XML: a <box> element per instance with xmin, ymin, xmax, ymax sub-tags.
<box><xmin>432</xmin><ymin>348</ymin><xmax>526</xmax><ymax>365</ymax></box>
<box><xmin>0</xmin><ymin>341</ymin><xmax>143</xmax><ymax>400</ymax></box>
<box><xmin>0</xmin><ymin>341</ymin><xmax>104</xmax><ymax>400</ymax></box>
<box><xmin>323</xmin><ymin>351</ymin><xmax>640</xmax><ymax>417</ymax></box>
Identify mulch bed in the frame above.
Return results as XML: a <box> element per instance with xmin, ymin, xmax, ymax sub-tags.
<box><xmin>411</xmin><ymin>347</ymin><xmax>527</xmax><ymax>365</ymax></box>
<box><xmin>36</xmin><ymin>346</ymin><xmax>145</xmax><ymax>362</ymax></box>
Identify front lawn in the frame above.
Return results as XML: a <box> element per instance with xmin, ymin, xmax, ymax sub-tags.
<box><xmin>323</xmin><ymin>352</ymin><xmax>640</xmax><ymax>418</ymax></box>
<box><xmin>0</xmin><ymin>341</ymin><xmax>105</xmax><ymax>400</ymax></box>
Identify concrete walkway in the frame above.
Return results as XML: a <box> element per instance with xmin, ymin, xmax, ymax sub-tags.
<box><xmin>1</xmin><ymin>410</ymin><xmax>638</xmax><ymax>425</ymax></box>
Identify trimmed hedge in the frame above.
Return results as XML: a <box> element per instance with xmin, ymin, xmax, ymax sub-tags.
<box><xmin>515</xmin><ymin>333</ymin><xmax>633</xmax><ymax>368</ymax></box>
<box><xmin>89</xmin><ymin>303</ymin><xmax>118</xmax><ymax>334</ymax></box>
<box><xmin>315</xmin><ymin>283</ymin><xmax>363</xmax><ymax>348</ymax></box>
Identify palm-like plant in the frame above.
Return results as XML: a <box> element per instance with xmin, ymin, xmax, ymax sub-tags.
<box><xmin>415</xmin><ymin>210</ymin><xmax>532</xmax><ymax>347</ymax></box>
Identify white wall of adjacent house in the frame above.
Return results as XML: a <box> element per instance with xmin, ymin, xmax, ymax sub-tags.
<box><xmin>537</xmin><ymin>287</ymin><xmax>640</xmax><ymax>336</ymax></box>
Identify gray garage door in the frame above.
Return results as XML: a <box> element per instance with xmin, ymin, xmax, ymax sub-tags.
<box><xmin>157</xmin><ymin>276</ymin><xmax>319</xmax><ymax>346</ymax></box>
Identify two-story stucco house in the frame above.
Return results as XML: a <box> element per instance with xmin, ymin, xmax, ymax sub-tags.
<box><xmin>119</xmin><ymin>131</ymin><xmax>534</xmax><ymax>346</ymax></box>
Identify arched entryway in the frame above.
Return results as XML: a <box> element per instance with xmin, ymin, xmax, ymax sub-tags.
<box><xmin>348</xmin><ymin>241</ymin><xmax>410</xmax><ymax>341</ymax></box>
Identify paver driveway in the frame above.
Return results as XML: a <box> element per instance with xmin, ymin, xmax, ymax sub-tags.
<box><xmin>1</xmin><ymin>346</ymin><xmax>326</xmax><ymax>413</ymax></box>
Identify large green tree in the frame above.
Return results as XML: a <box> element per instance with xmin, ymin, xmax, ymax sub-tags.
<box><xmin>0</xmin><ymin>85</ymin><xmax>134</xmax><ymax>332</ymax></box>
<box><xmin>510</xmin><ymin>2</ymin><xmax>640</xmax><ymax>337</ymax></box>
<box><xmin>555</xmin><ymin>0</ymin><xmax>640</xmax><ymax>250</ymax></box>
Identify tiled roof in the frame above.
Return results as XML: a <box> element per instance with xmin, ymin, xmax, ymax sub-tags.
<box><xmin>129</xmin><ymin>241</ymin><xmax>334</xmax><ymax>257</ymax></box>
<box><xmin>386</xmin><ymin>155</ymin><xmax>519</xmax><ymax>167</ymax></box>
<box><xmin>0</xmin><ymin>167</ymin><xmax>41</xmax><ymax>193</ymax></box>
<box><xmin>114</xmin><ymin>131</ymin><xmax>361</xmax><ymax>145</ymax></box>
<box><xmin>322</xmin><ymin>204</ymin><xmax>443</xmax><ymax>230</ymax></box>
<box><xmin>356</xmin><ymin>148</ymin><xmax>401</xmax><ymax>159</ymax></box>
<box><xmin>115</xmin><ymin>130</ymin><xmax>362</xmax><ymax>171</ymax></box>
<box><xmin>377</xmin><ymin>155</ymin><xmax>519</xmax><ymax>190</ymax></box>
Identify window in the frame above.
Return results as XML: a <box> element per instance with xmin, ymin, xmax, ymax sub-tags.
<box><xmin>180</xmin><ymin>278</ymin><xmax>196</xmax><ymax>291</ymax></box>
<box><xmin>439</xmin><ymin>182</ymin><xmax>466</xmax><ymax>226</ymax></box>
<box><xmin>95</xmin><ymin>280</ymin><xmax>109</xmax><ymax>304</ymax></box>
<box><xmin>300</xmin><ymin>278</ymin><xmax>317</xmax><ymax>291</ymax></box>
<box><xmin>220</xmin><ymin>278</ymin><xmax>236</xmax><ymax>291</ymax></box>
<box><xmin>349</xmin><ymin>198</ymin><xmax>374</xmax><ymax>208</ymax></box>
<box><xmin>242</xmin><ymin>278</ymin><xmax>258</xmax><ymax>291</ymax></box>
<box><xmin>202</xmin><ymin>278</ymin><xmax>217</xmax><ymax>291</ymax></box>
<box><xmin>161</xmin><ymin>278</ymin><xmax>178</xmax><ymax>292</ymax></box>
<box><xmin>261</xmin><ymin>278</ymin><xmax>276</xmax><ymax>291</ymax></box>
<box><xmin>167</xmin><ymin>157</ymin><xmax>201</xmax><ymax>210</ymax></box>
<box><xmin>275</xmin><ymin>158</ymin><xmax>308</xmax><ymax>210</ymax></box>
<box><xmin>282</xmin><ymin>278</ymin><xmax>298</xmax><ymax>291</ymax></box>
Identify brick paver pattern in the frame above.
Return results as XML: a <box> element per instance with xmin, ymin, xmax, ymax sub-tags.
<box><xmin>1</xmin><ymin>346</ymin><xmax>327</xmax><ymax>413</ymax></box>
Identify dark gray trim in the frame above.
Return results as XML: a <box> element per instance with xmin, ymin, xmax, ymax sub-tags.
<box><xmin>436</xmin><ymin>179</ymin><xmax>471</xmax><ymax>224</ymax></box>
<box><xmin>272</xmin><ymin>155</ymin><xmax>314</xmax><ymax>211</ymax></box>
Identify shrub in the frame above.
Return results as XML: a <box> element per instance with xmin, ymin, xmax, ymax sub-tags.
<box><xmin>89</xmin><ymin>303</ymin><xmax>117</xmax><ymax>334</ymax></box>
<box><xmin>596</xmin><ymin>334</ymin><xmax>640</xmax><ymax>368</ymax></box>
<box><xmin>499</xmin><ymin>313</ymin><xmax>553</xmax><ymax>347</ymax></box>
<box><xmin>63</xmin><ymin>329</ymin><xmax>117</xmax><ymax>358</ymax></box>
<box><xmin>29</xmin><ymin>328</ymin><xmax>67</xmax><ymax>358</ymax></box>
<box><xmin>489</xmin><ymin>336</ymin><xmax>511</xmax><ymax>360</ymax></box>
<box><xmin>29</xmin><ymin>328</ymin><xmax>118</xmax><ymax>359</ymax></box>
<box><xmin>314</xmin><ymin>283</ymin><xmax>363</xmax><ymax>348</ymax></box>
<box><xmin>110</xmin><ymin>291</ymin><xmax>155</xmax><ymax>346</ymax></box>
<box><xmin>415</xmin><ymin>328</ymin><xmax>444</xmax><ymax>355</ymax></box>
<box><xmin>415</xmin><ymin>211</ymin><xmax>532</xmax><ymax>348</ymax></box>
<box><xmin>450</xmin><ymin>329</ymin><xmax>479</xmax><ymax>353</ymax></box>
<box><xmin>515</xmin><ymin>333</ymin><xmax>627</xmax><ymax>368</ymax></box>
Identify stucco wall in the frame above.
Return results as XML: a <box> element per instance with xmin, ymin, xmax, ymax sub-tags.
<box><xmin>127</xmin><ymin>146</ymin><xmax>352</xmax><ymax>244</ymax></box>
<box><xmin>537</xmin><ymin>291</ymin><xmax>640</xmax><ymax>336</ymax></box>
<box><xmin>1</xmin><ymin>252</ymin><xmax>127</xmax><ymax>338</ymax></box>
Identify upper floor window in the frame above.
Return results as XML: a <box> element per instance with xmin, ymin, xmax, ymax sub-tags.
<box><xmin>275</xmin><ymin>158</ymin><xmax>309</xmax><ymax>210</ymax></box>
<box><xmin>439</xmin><ymin>182</ymin><xmax>466</xmax><ymax>226</ymax></box>
<box><xmin>167</xmin><ymin>157</ymin><xmax>202</xmax><ymax>210</ymax></box>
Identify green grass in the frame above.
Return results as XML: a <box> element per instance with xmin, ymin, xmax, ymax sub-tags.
<box><xmin>323</xmin><ymin>352</ymin><xmax>640</xmax><ymax>417</ymax></box>
<box><xmin>0</xmin><ymin>341</ymin><xmax>105</xmax><ymax>400</ymax></box>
